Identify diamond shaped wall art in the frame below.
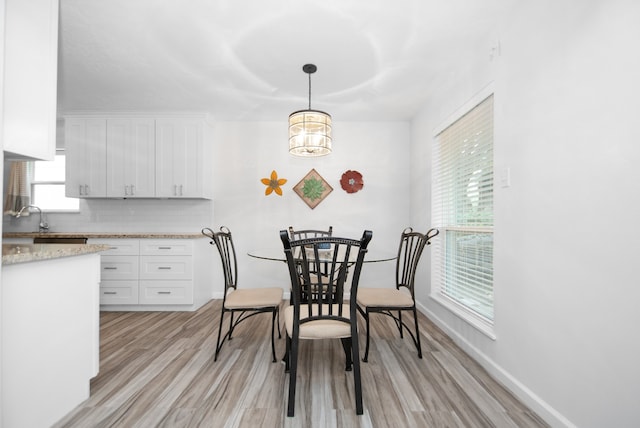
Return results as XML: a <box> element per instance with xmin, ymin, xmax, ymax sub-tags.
<box><xmin>293</xmin><ymin>169</ymin><xmax>333</xmax><ymax>209</ymax></box>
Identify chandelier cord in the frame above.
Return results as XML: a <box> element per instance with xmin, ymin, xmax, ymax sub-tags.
<box><xmin>308</xmin><ymin>72</ymin><xmax>312</xmax><ymax>110</ymax></box>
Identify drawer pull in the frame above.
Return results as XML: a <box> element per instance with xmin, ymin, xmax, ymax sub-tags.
<box><xmin>158</xmin><ymin>246</ymin><xmax>172</xmax><ymax>250</ymax></box>
<box><xmin>104</xmin><ymin>267</ymin><xmax>118</xmax><ymax>270</ymax></box>
<box><xmin>158</xmin><ymin>267</ymin><xmax>172</xmax><ymax>270</ymax></box>
<box><xmin>103</xmin><ymin>291</ymin><xmax>117</xmax><ymax>295</ymax></box>
<box><xmin>158</xmin><ymin>291</ymin><xmax>172</xmax><ymax>295</ymax></box>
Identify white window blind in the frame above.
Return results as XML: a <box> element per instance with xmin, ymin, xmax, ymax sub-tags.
<box><xmin>432</xmin><ymin>95</ymin><xmax>494</xmax><ymax>321</ymax></box>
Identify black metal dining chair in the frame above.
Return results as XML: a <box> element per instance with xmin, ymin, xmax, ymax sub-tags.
<box><xmin>288</xmin><ymin>226</ymin><xmax>334</xmax><ymax>303</ymax></box>
<box><xmin>202</xmin><ymin>226</ymin><xmax>283</xmax><ymax>362</ymax></box>
<box><xmin>356</xmin><ymin>227</ymin><xmax>439</xmax><ymax>362</ymax></box>
<box><xmin>280</xmin><ymin>229</ymin><xmax>372</xmax><ymax>417</ymax></box>
<box><xmin>288</xmin><ymin>226</ymin><xmax>333</xmax><ymax>240</ymax></box>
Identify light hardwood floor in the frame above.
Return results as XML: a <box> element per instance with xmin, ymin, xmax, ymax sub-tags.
<box><xmin>54</xmin><ymin>300</ymin><xmax>548</xmax><ymax>427</ymax></box>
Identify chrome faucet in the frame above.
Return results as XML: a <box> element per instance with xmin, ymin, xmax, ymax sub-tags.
<box><xmin>16</xmin><ymin>205</ymin><xmax>49</xmax><ymax>233</ymax></box>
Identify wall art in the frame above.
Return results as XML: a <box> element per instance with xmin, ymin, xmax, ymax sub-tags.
<box><xmin>293</xmin><ymin>168</ymin><xmax>333</xmax><ymax>209</ymax></box>
<box><xmin>340</xmin><ymin>170</ymin><xmax>364</xmax><ymax>193</ymax></box>
<box><xmin>260</xmin><ymin>170</ymin><xmax>287</xmax><ymax>196</ymax></box>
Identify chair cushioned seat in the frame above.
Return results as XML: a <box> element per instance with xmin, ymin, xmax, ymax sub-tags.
<box><xmin>284</xmin><ymin>304</ymin><xmax>351</xmax><ymax>339</ymax></box>
<box><xmin>357</xmin><ymin>288</ymin><xmax>414</xmax><ymax>308</ymax></box>
<box><xmin>224</xmin><ymin>287</ymin><xmax>283</xmax><ymax>309</ymax></box>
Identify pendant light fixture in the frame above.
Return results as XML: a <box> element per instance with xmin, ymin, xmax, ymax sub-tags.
<box><xmin>288</xmin><ymin>64</ymin><xmax>332</xmax><ymax>157</ymax></box>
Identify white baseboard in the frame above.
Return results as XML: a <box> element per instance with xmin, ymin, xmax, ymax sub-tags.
<box><xmin>415</xmin><ymin>300</ymin><xmax>576</xmax><ymax>428</ymax></box>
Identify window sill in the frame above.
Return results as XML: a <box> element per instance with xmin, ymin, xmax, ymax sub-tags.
<box><xmin>430</xmin><ymin>292</ymin><xmax>497</xmax><ymax>340</ymax></box>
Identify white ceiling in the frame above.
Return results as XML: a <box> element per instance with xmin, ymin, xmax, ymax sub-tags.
<box><xmin>57</xmin><ymin>0</ymin><xmax>503</xmax><ymax>121</ymax></box>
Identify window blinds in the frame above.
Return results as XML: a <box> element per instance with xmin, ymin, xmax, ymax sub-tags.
<box><xmin>432</xmin><ymin>95</ymin><xmax>494</xmax><ymax>321</ymax></box>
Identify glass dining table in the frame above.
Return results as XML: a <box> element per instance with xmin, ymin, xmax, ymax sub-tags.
<box><xmin>247</xmin><ymin>247</ymin><xmax>397</xmax><ymax>264</ymax></box>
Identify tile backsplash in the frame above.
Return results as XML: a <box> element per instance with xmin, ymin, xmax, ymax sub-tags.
<box><xmin>3</xmin><ymin>198</ymin><xmax>214</xmax><ymax>234</ymax></box>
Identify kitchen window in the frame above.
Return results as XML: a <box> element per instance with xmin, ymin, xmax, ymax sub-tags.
<box><xmin>432</xmin><ymin>92</ymin><xmax>494</xmax><ymax>333</ymax></box>
<box><xmin>32</xmin><ymin>150</ymin><xmax>79</xmax><ymax>211</ymax></box>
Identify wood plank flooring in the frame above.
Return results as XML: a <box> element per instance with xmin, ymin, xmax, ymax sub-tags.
<box><xmin>54</xmin><ymin>300</ymin><xmax>548</xmax><ymax>427</ymax></box>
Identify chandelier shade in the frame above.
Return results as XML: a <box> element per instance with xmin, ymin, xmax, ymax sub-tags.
<box><xmin>289</xmin><ymin>64</ymin><xmax>332</xmax><ymax>157</ymax></box>
<box><xmin>288</xmin><ymin>109</ymin><xmax>332</xmax><ymax>157</ymax></box>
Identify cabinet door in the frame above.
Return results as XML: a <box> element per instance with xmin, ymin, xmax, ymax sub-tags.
<box><xmin>106</xmin><ymin>118</ymin><xmax>156</xmax><ymax>198</ymax></box>
<box><xmin>3</xmin><ymin>0</ymin><xmax>59</xmax><ymax>161</ymax></box>
<box><xmin>65</xmin><ymin>118</ymin><xmax>107</xmax><ymax>198</ymax></box>
<box><xmin>100</xmin><ymin>280</ymin><xmax>139</xmax><ymax>305</ymax></box>
<box><xmin>139</xmin><ymin>280</ymin><xmax>194</xmax><ymax>304</ymax></box>
<box><xmin>155</xmin><ymin>119</ymin><xmax>204</xmax><ymax>198</ymax></box>
<box><xmin>101</xmin><ymin>255</ymin><xmax>139</xmax><ymax>280</ymax></box>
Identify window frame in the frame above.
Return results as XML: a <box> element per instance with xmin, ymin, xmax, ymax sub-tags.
<box><xmin>430</xmin><ymin>85</ymin><xmax>495</xmax><ymax>338</ymax></box>
<box><xmin>31</xmin><ymin>149</ymin><xmax>80</xmax><ymax>213</ymax></box>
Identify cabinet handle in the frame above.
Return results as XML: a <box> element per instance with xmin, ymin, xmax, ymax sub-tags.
<box><xmin>131</xmin><ymin>184</ymin><xmax>135</xmax><ymax>195</ymax></box>
<box><xmin>79</xmin><ymin>185</ymin><xmax>83</xmax><ymax>196</ymax></box>
<box><xmin>124</xmin><ymin>185</ymin><xmax>129</xmax><ymax>196</ymax></box>
<box><xmin>103</xmin><ymin>291</ymin><xmax>117</xmax><ymax>295</ymax></box>
<box><xmin>158</xmin><ymin>291</ymin><xmax>172</xmax><ymax>295</ymax></box>
<box><xmin>158</xmin><ymin>246</ymin><xmax>172</xmax><ymax>250</ymax></box>
<box><xmin>104</xmin><ymin>267</ymin><xmax>117</xmax><ymax>270</ymax></box>
<box><xmin>158</xmin><ymin>267</ymin><xmax>172</xmax><ymax>270</ymax></box>
<box><xmin>85</xmin><ymin>185</ymin><xmax>90</xmax><ymax>195</ymax></box>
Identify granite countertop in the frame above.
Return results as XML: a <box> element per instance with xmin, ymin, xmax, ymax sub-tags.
<box><xmin>2</xmin><ymin>243</ymin><xmax>111</xmax><ymax>266</ymax></box>
<box><xmin>3</xmin><ymin>232</ymin><xmax>205</xmax><ymax>239</ymax></box>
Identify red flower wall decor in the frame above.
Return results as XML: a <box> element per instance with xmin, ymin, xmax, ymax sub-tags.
<box><xmin>340</xmin><ymin>170</ymin><xmax>364</xmax><ymax>194</ymax></box>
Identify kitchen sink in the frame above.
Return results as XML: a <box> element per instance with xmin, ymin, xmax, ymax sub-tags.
<box><xmin>33</xmin><ymin>237</ymin><xmax>88</xmax><ymax>244</ymax></box>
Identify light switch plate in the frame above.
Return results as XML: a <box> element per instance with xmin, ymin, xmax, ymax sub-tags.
<box><xmin>500</xmin><ymin>167</ymin><xmax>511</xmax><ymax>188</ymax></box>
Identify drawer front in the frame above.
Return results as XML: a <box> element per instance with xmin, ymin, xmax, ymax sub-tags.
<box><xmin>139</xmin><ymin>280</ymin><xmax>193</xmax><ymax>304</ymax></box>
<box><xmin>140</xmin><ymin>240</ymin><xmax>193</xmax><ymax>256</ymax></box>
<box><xmin>90</xmin><ymin>239</ymin><xmax>140</xmax><ymax>256</ymax></box>
<box><xmin>101</xmin><ymin>256</ymin><xmax>139</xmax><ymax>280</ymax></box>
<box><xmin>100</xmin><ymin>281</ymin><xmax>139</xmax><ymax>305</ymax></box>
<box><xmin>139</xmin><ymin>256</ymin><xmax>192</xmax><ymax>280</ymax></box>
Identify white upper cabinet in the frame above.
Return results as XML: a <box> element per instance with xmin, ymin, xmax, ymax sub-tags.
<box><xmin>65</xmin><ymin>118</ymin><xmax>107</xmax><ymax>198</ymax></box>
<box><xmin>156</xmin><ymin>118</ymin><xmax>212</xmax><ymax>199</ymax></box>
<box><xmin>106</xmin><ymin>119</ymin><xmax>156</xmax><ymax>198</ymax></box>
<box><xmin>3</xmin><ymin>0</ymin><xmax>59</xmax><ymax>161</ymax></box>
<box><xmin>64</xmin><ymin>115</ymin><xmax>212</xmax><ymax>199</ymax></box>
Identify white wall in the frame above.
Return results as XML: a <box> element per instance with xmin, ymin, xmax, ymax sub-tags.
<box><xmin>211</xmin><ymin>121</ymin><xmax>411</xmax><ymax>293</ymax></box>
<box><xmin>411</xmin><ymin>1</ymin><xmax>640</xmax><ymax>427</ymax></box>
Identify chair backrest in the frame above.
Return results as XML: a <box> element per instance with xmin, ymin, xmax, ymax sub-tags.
<box><xmin>396</xmin><ymin>227</ymin><xmax>440</xmax><ymax>297</ymax></box>
<box><xmin>288</xmin><ymin>226</ymin><xmax>333</xmax><ymax>240</ymax></box>
<box><xmin>202</xmin><ymin>226</ymin><xmax>238</xmax><ymax>300</ymax></box>
<box><xmin>281</xmin><ymin>230</ymin><xmax>373</xmax><ymax>323</ymax></box>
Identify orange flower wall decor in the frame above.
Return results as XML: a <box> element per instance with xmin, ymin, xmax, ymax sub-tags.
<box><xmin>261</xmin><ymin>170</ymin><xmax>287</xmax><ymax>196</ymax></box>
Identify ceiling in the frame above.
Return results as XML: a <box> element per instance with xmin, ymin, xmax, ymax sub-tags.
<box><xmin>57</xmin><ymin>0</ymin><xmax>502</xmax><ymax>121</ymax></box>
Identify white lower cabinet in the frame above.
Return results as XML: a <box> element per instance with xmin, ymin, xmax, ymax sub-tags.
<box><xmin>100</xmin><ymin>280</ymin><xmax>139</xmax><ymax>305</ymax></box>
<box><xmin>97</xmin><ymin>239</ymin><xmax>140</xmax><ymax>304</ymax></box>
<box><xmin>90</xmin><ymin>238</ymin><xmax>210</xmax><ymax>310</ymax></box>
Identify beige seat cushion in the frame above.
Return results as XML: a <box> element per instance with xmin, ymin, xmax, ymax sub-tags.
<box><xmin>224</xmin><ymin>287</ymin><xmax>283</xmax><ymax>309</ymax></box>
<box><xmin>284</xmin><ymin>304</ymin><xmax>352</xmax><ymax>339</ymax></box>
<box><xmin>357</xmin><ymin>288</ymin><xmax>414</xmax><ymax>308</ymax></box>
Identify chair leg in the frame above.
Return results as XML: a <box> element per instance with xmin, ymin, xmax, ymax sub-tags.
<box><xmin>228</xmin><ymin>312</ymin><xmax>235</xmax><ymax>340</ymax></box>
<box><xmin>287</xmin><ymin>334</ymin><xmax>299</xmax><ymax>417</ymax></box>
<box><xmin>413</xmin><ymin>307</ymin><xmax>423</xmax><ymax>359</ymax></box>
<box><xmin>340</xmin><ymin>337</ymin><xmax>353</xmax><ymax>371</ymax></box>
<box><xmin>397</xmin><ymin>310</ymin><xmax>404</xmax><ymax>338</ymax></box>
<box><xmin>214</xmin><ymin>309</ymin><xmax>226</xmax><ymax>362</ymax></box>
<box><xmin>363</xmin><ymin>309</ymin><xmax>371</xmax><ymax>363</ymax></box>
<box><xmin>351</xmin><ymin>329</ymin><xmax>364</xmax><ymax>415</ymax></box>
<box><xmin>270</xmin><ymin>309</ymin><xmax>278</xmax><ymax>362</ymax></box>
<box><xmin>283</xmin><ymin>335</ymin><xmax>291</xmax><ymax>372</ymax></box>
<box><xmin>276</xmin><ymin>307</ymin><xmax>282</xmax><ymax>338</ymax></box>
